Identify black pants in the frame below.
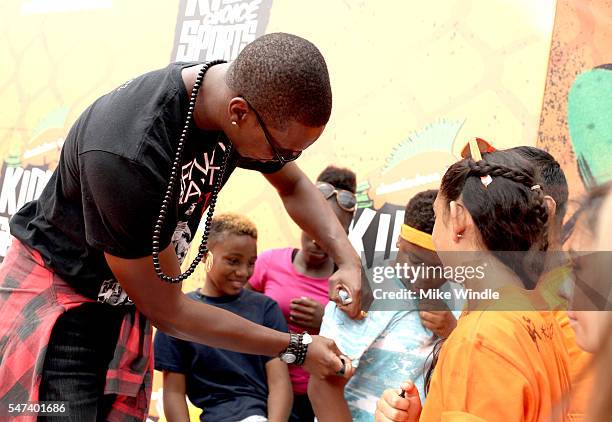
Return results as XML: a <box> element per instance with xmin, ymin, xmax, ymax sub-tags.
<box><xmin>290</xmin><ymin>393</ymin><xmax>315</xmax><ymax>421</ymax></box>
<box><xmin>38</xmin><ymin>303</ymin><xmax>125</xmax><ymax>421</ymax></box>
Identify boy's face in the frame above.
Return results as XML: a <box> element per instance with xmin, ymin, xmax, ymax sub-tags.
<box><xmin>432</xmin><ymin>194</ymin><xmax>454</xmax><ymax>254</ymax></box>
<box><xmin>300</xmin><ymin>197</ymin><xmax>353</xmax><ymax>266</ymax></box>
<box><xmin>207</xmin><ymin>233</ymin><xmax>257</xmax><ymax>296</ymax></box>
<box><xmin>395</xmin><ymin>236</ymin><xmax>444</xmax><ymax>290</ymax></box>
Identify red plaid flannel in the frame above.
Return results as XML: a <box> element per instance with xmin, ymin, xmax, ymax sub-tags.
<box><xmin>0</xmin><ymin>240</ymin><xmax>152</xmax><ymax>421</ymax></box>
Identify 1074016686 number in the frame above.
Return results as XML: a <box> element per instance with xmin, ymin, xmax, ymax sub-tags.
<box><xmin>4</xmin><ymin>402</ymin><xmax>69</xmax><ymax>416</ymax></box>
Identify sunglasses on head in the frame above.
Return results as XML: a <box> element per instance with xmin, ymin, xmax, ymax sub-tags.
<box><xmin>239</xmin><ymin>96</ymin><xmax>302</xmax><ymax>164</ymax></box>
<box><xmin>316</xmin><ymin>181</ymin><xmax>357</xmax><ymax>212</ymax></box>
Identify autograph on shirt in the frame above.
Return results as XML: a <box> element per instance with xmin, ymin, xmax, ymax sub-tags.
<box><xmin>522</xmin><ymin>316</ymin><xmax>554</xmax><ymax>351</ymax></box>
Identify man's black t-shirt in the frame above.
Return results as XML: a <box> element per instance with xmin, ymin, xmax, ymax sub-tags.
<box><xmin>10</xmin><ymin>62</ymin><xmax>284</xmax><ymax>302</ymax></box>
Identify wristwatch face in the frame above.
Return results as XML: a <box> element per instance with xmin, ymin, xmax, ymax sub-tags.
<box><xmin>302</xmin><ymin>332</ymin><xmax>313</xmax><ymax>345</ymax></box>
<box><xmin>280</xmin><ymin>353</ymin><xmax>296</xmax><ymax>364</ymax></box>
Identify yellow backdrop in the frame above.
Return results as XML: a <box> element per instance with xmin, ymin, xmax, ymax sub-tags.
<box><xmin>0</xmin><ymin>1</ymin><xmax>560</xmax><ymax>419</ymax></box>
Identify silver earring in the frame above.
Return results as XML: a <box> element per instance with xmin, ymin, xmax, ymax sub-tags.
<box><xmin>231</xmin><ymin>121</ymin><xmax>238</xmax><ymax>126</ymax></box>
<box><xmin>456</xmin><ymin>234</ymin><xmax>463</xmax><ymax>239</ymax></box>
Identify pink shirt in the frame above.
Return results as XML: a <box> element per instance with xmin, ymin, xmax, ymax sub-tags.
<box><xmin>249</xmin><ymin>248</ymin><xmax>330</xmax><ymax>394</ymax></box>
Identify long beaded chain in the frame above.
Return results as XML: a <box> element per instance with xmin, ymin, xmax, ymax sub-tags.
<box><xmin>152</xmin><ymin>59</ymin><xmax>229</xmax><ymax>283</ymax></box>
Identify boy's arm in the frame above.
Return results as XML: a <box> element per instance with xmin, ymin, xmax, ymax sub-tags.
<box><xmin>308</xmin><ymin>301</ymin><xmax>364</xmax><ymax>421</ymax></box>
<box><xmin>162</xmin><ymin>371</ymin><xmax>190</xmax><ymax>422</ymax></box>
<box><xmin>308</xmin><ymin>375</ymin><xmax>352</xmax><ymax>422</ymax></box>
<box><xmin>265</xmin><ymin>358</ymin><xmax>293</xmax><ymax>422</ymax></box>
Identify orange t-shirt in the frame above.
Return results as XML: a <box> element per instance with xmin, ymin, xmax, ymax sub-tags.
<box><xmin>421</xmin><ymin>308</ymin><xmax>571</xmax><ymax>422</ymax></box>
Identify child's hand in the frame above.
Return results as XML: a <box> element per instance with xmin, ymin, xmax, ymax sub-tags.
<box><xmin>419</xmin><ymin>310</ymin><xmax>457</xmax><ymax>338</ymax></box>
<box><xmin>375</xmin><ymin>381</ymin><xmax>421</xmax><ymax>422</ymax></box>
<box><xmin>418</xmin><ymin>299</ymin><xmax>457</xmax><ymax>338</ymax></box>
<box><xmin>290</xmin><ymin>297</ymin><xmax>324</xmax><ymax>329</ymax></box>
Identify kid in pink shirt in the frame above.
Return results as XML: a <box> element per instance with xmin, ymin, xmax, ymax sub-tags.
<box><xmin>249</xmin><ymin>165</ymin><xmax>357</xmax><ymax>421</ymax></box>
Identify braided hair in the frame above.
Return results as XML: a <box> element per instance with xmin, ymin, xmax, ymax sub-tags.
<box><xmin>439</xmin><ymin>151</ymin><xmax>549</xmax><ymax>289</ymax></box>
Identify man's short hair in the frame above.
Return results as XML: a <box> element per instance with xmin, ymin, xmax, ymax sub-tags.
<box><xmin>226</xmin><ymin>32</ymin><xmax>332</xmax><ymax>129</ymax></box>
<box><xmin>404</xmin><ymin>189</ymin><xmax>438</xmax><ymax>235</ymax></box>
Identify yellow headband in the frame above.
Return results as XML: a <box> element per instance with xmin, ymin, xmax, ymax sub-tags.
<box><xmin>400</xmin><ymin>224</ymin><xmax>436</xmax><ymax>251</ymax></box>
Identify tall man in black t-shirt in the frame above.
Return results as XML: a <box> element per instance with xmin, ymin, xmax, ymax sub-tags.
<box><xmin>0</xmin><ymin>33</ymin><xmax>360</xmax><ymax>420</ymax></box>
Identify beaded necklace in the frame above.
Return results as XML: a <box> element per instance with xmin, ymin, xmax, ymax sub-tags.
<box><xmin>152</xmin><ymin>60</ymin><xmax>229</xmax><ymax>283</ymax></box>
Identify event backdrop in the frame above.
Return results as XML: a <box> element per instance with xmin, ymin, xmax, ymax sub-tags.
<box><xmin>537</xmin><ymin>0</ymin><xmax>612</xmax><ymax>199</ymax></box>
<box><xmin>1</xmin><ymin>0</ymin><xmax>610</xmax><ymax>420</ymax></box>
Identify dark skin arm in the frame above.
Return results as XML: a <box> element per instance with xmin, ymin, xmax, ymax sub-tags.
<box><xmin>266</xmin><ymin>358</ymin><xmax>293</xmax><ymax>421</ymax></box>
<box><xmin>308</xmin><ymin>370</ymin><xmax>352</xmax><ymax>422</ymax></box>
<box><xmin>264</xmin><ymin>162</ymin><xmax>362</xmax><ymax>318</ymax></box>
<box><xmin>105</xmin><ymin>244</ymin><xmax>347</xmax><ymax>379</ymax></box>
<box><xmin>161</xmin><ymin>372</ymin><xmax>190</xmax><ymax>422</ymax></box>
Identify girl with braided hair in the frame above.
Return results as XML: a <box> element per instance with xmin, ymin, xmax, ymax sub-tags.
<box><xmin>375</xmin><ymin>151</ymin><xmax>571</xmax><ymax>422</ymax></box>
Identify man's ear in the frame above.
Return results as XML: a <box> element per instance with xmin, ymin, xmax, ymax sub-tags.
<box><xmin>449</xmin><ymin>200</ymin><xmax>467</xmax><ymax>241</ymax></box>
<box><xmin>228</xmin><ymin>97</ymin><xmax>248</xmax><ymax>124</ymax></box>
<box><xmin>543</xmin><ymin>195</ymin><xmax>557</xmax><ymax>221</ymax></box>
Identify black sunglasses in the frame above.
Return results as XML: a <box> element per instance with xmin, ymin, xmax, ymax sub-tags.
<box><xmin>239</xmin><ymin>96</ymin><xmax>302</xmax><ymax>164</ymax></box>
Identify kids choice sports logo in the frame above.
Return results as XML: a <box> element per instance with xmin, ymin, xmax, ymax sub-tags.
<box><xmin>349</xmin><ymin>120</ymin><xmax>463</xmax><ymax>267</ymax></box>
<box><xmin>172</xmin><ymin>0</ymin><xmax>273</xmax><ymax>62</ymax></box>
<box><xmin>0</xmin><ymin>160</ymin><xmax>54</xmax><ymax>259</ymax></box>
<box><xmin>0</xmin><ymin>106</ymin><xmax>66</xmax><ymax>262</ymax></box>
